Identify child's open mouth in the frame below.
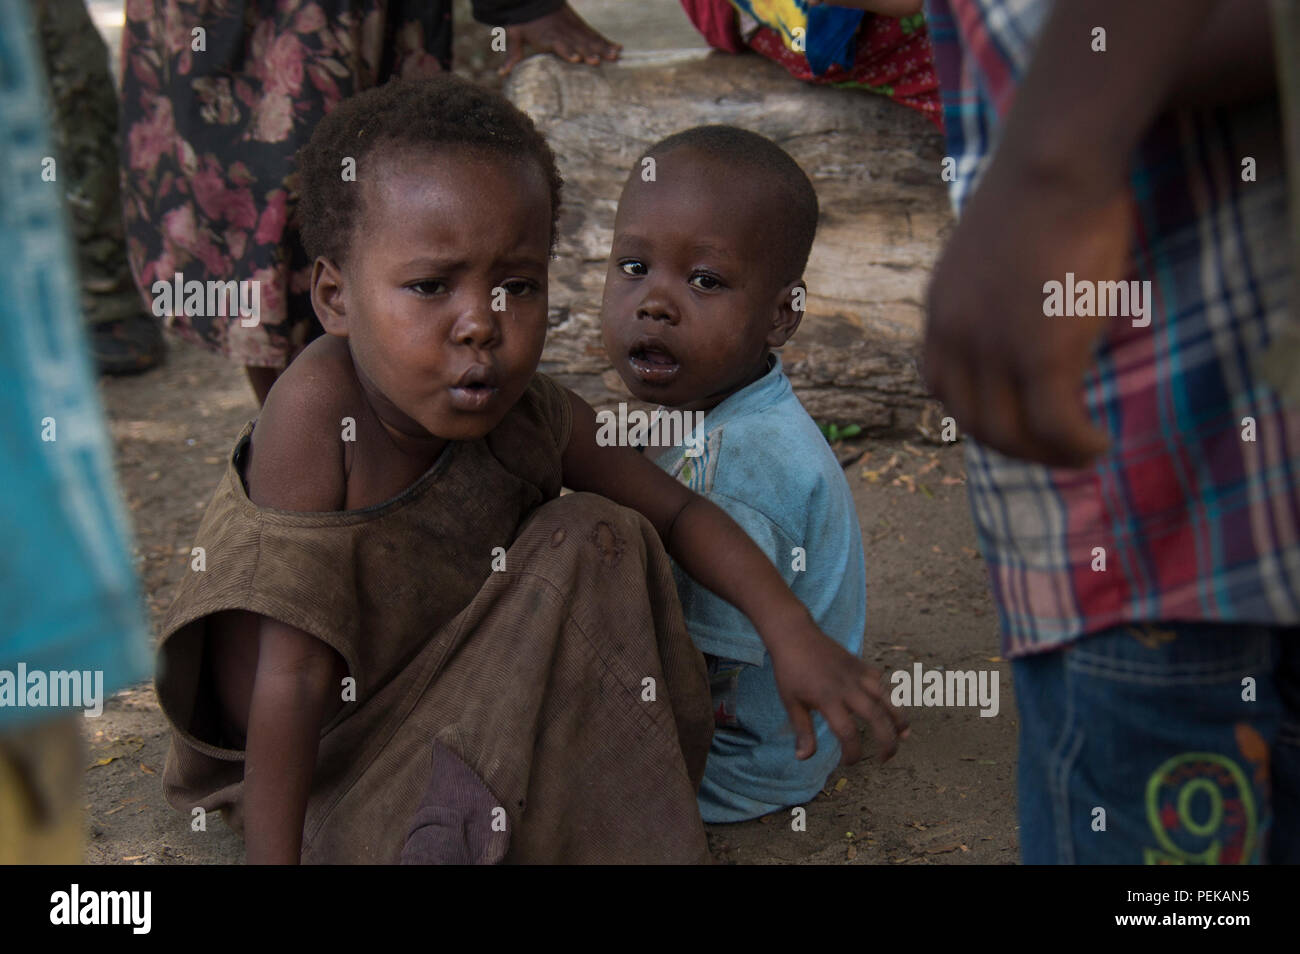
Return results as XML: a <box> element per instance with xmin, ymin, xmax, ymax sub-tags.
<box><xmin>628</xmin><ymin>341</ymin><xmax>680</xmax><ymax>384</ymax></box>
<box><xmin>449</xmin><ymin>364</ymin><xmax>499</xmax><ymax>412</ymax></box>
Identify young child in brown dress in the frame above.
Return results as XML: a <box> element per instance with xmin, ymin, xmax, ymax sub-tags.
<box><xmin>156</xmin><ymin>75</ymin><xmax>906</xmax><ymax>864</ymax></box>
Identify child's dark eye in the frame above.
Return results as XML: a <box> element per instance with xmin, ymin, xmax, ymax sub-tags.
<box><xmin>500</xmin><ymin>279</ymin><xmax>539</xmax><ymax>297</ymax></box>
<box><xmin>619</xmin><ymin>259</ymin><xmax>646</xmax><ymax>277</ymax></box>
<box><xmin>408</xmin><ymin>280</ymin><xmax>447</xmax><ymax>296</ymax></box>
<box><xmin>688</xmin><ymin>272</ymin><xmax>724</xmax><ymax>291</ymax></box>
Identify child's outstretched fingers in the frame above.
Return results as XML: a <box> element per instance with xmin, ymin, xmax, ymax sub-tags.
<box><xmin>823</xmin><ymin>701</ymin><xmax>864</xmax><ymax>766</ymax></box>
<box><xmin>832</xmin><ymin>663</ymin><xmax>908</xmax><ymax>764</ymax></box>
<box><xmin>858</xmin><ymin>663</ymin><xmax>910</xmax><ymax>741</ymax></box>
<box><xmin>849</xmin><ymin>686</ymin><xmax>902</xmax><ymax>763</ymax></box>
<box><xmin>784</xmin><ymin>697</ymin><xmax>817</xmax><ymax>761</ymax></box>
<box><xmin>770</xmin><ymin>624</ymin><xmax>910</xmax><ymax>764</ymax></box>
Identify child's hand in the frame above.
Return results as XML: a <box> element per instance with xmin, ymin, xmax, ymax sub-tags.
<box><xmin>766</xmin><ymin>613</ymin><xmax>909</xmax><ymax>764</ymax></box>
<box><xmin>499</xmin><ymin>3</ymin><xmax>622</xmax><ymax>75</ymax></box>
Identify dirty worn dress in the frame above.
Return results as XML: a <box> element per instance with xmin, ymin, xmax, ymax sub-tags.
<box><xmin>156</xmin><ymin>373</ymin><xmax>714</xmax><ymax>863</ymax></box>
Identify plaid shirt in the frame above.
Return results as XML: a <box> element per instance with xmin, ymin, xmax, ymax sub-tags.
<box><xmin>925</xmin><ymin>0</ymin><xmax>1300</xmax><ymax>657</ymax></box>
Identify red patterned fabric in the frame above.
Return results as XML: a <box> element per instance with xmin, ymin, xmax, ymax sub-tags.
<box><xmin>678</xmin><ymin>1</ymin><xmax>942</xmax><ymax>129</ymax></box>
<box><xmin>746</xmin><ymin>15</ymin><xmax>941</xmax><ymax>128</ymax></box>
<box><xmin>679</xmin><ymin>0</ymin><xmax>745</xmax><ymax>52</ymax></box>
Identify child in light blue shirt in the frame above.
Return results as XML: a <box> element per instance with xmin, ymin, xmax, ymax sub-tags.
<box><xmin>600</xmin><ymin>124</ymin><xmax>874</xmax><ymax>822</ymax></box>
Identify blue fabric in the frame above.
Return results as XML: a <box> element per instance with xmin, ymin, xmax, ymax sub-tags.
<box><xmin>728</xmin><ymin>0</ymin><xmax>864</xmax><ymax>75</ymax></box>
<box><xmin>1013</xmin><ymin>621</ymin><xmax>1300</xmax><ymax>864</ymax></box>
<box><xmin>0</xmin><ymin>0</ymin><xmax>151</xmax><ymax>729</ymax></box>
<box><xmin>654</xmin><ymin>354</ymin><xmax>867</xmax><ymax>821</ymax></box>
<box><xmin>803</xmin><ymin>4</ymin><xmax>865</xmax><ymax>74</ymax></box>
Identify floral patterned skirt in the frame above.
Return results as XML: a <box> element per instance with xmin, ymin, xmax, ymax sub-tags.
<box><xmin>119</xmin><ymin>0</ymin><xmax>451</xmax><ymax>367</ymax></box>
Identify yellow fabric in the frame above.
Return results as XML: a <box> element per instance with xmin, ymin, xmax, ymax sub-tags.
<box><xmin>0</xmin><ymin>717</ymin><xmax>84</xmax><ymax>864</ymax></box>
<box><xmin>729</xmin><ymin>0</ymin><xmax>809</xmax><ymax>51</ymax></box>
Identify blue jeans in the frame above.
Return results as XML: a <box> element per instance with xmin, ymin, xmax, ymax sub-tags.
<box><xmin>1014</xmin><ymin>622</ymin><xmax>1299</xmax><ymax>864</ymax></box>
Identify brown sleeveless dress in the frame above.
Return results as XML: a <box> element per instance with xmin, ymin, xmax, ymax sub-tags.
<box><xmin>156</xmin><ymin>373</ymin><xmax>713</xmax><ymax>863</ymax></box>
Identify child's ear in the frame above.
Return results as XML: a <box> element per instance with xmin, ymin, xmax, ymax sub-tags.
<box><xmin>310</xmin><ymin>256</ymin><xmax>349</xmax><ymax>337</ymax></box>
<box><xmin>767</xmin><ymin>280</ymin><xmax>806</xmax><ymax>348</ymax></box>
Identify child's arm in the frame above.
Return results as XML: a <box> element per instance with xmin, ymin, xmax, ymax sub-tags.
<box><xmin>561</xmin><ymin>392</ymin><xmax>908</xmax><ymax>763</ymax></box>
<box><xmin>242</xmin><ymin>619</ymin><xmax>340</xmax><ymax>864</ymax></box>
<box><xmin>238</xmin><ymin>363</ymin><xmax>349</xmax><ymax>864</ymax></box>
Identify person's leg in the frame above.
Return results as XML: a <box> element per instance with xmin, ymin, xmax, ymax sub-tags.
<box><xmin>1014</xmin><ymin>622</ymin><xmax>1285</xmax><ymax>864</ymax></box>
<box><xmin>1013</xmin><ymin>644</ymin><xmax>1070</xmax><ymax>863</ymax></box>
<box><xmin>1271</xmin><ymin>629</ymin><xmax>1300</xmax><ymax>862</ymax></box>
<box><xmin>32</xmin><ymin>0</ymin><xmax>163</xmax><ymax>375</ymax></box>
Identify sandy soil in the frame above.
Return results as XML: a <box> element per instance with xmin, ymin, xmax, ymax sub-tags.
<box><xmin>85</xmin><ymin>334</ymin><xmax>1018</xmax><ymax>865</ymax></box>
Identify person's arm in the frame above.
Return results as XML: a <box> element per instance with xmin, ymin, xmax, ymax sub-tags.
<box><xmin>472</xmin><ymin>0</ymin><xmax>622</xmax><ymax>74</ymax></box>
<box><xmin>923</xmin><ymin>0</ymin><xmax>1273</xmax><ymax>468</ymax></box>
<box><xmin>239</xmin><ymin>357</ymin><xmax>349</xmax><ymax>864</ymax></box>
<box><xmin>561</xmin><ymin>391</ymin><xmax>908</xmax><ymax>763</ymax></box>
<box><xmin>1169</xmin><ymin>0</ymin><xmax>1274</xmax><ymax>108</ymax></box>
<box><xmin>994</xmin><ymin>0</ymin><xmax>1229</xmax><ymax>187</ymax></box>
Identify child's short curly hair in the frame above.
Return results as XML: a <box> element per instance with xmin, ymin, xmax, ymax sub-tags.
<box><xmin>296</xmin><ymin>75</ymin><xmax>563</xmax><ymax>266</ymax></box>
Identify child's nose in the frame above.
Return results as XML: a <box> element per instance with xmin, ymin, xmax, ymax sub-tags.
<box><xmin>450</xmin><ymin>293</ymin><xmax>501</xmax><ymax>348</ymax></box>
<box><xmin>635</xmin><ymin>285</ymin><xmax>679</xmax><ymax>324</ymax></box>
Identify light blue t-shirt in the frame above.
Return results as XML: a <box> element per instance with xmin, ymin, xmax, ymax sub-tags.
<box><xmin>653</xmin><ymin>354</ymin><xmax>867</xmax><ymax>822</ymax></box>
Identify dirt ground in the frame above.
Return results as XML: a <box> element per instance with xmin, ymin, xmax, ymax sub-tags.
<box><xmin>85</xmin><ymin>333</ymin><xmax>1018</xmax><ymax>865</ymax></box>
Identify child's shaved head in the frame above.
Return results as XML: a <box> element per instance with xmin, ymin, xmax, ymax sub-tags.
<box><xmin>643</xmin><ymin>125</ymin><xmax>819</xmax><ymax>284</ymax></box>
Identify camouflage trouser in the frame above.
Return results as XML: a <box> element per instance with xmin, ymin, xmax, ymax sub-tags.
<box><xmin>30</xmin><ymin>0</ymin><xmax>140</xmax><ymax>329</ymax></box>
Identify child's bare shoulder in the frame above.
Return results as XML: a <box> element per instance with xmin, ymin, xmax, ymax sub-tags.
<box><xmin>244</xmin><ymin>336</ymin><xmax>359</xmax><ymax>513</ymax></box>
